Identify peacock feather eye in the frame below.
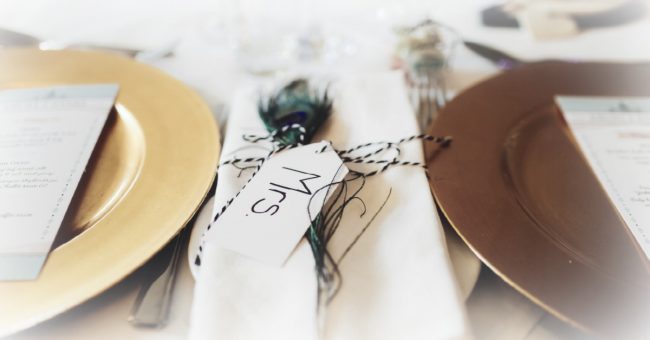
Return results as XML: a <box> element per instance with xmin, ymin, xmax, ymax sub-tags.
<box><xmin>258</xmin><ymin>78</ymin><xmax>332</xmax><ymax>146</ymax></box>
<box><xmin>276</xmin><ymin>110</ymin><xmax>308</xmax><ymax>126</ymax></box>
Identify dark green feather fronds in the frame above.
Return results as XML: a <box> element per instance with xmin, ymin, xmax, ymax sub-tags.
<box><xmin>258</xmin><ymin>78</ymin><xmax>339</xmax><ymax>307</ymax></box>
<box><xmin>258</xmin><ymin>79</ymin><xmax>332</xmax><ymax>146</ymax></box>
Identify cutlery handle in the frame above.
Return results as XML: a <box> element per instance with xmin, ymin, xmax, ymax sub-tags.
<box><xmin>128</xmin><ymin>228</ymin><xmax>187</xmax><ymax>328</ymax></box>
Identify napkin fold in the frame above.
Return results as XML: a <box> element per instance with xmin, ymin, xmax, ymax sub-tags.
<box><xmin>190</xmin><ymin>72</ymin><xmax>469</xmax><ymax>340</ymax></box>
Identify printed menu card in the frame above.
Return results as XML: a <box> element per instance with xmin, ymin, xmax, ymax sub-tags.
<box><xmin>0</xmin><ymin>84</ymin><xmax>118</xmax><ymax>280</ymax></box>
<box><xmin>557</xmin><ymin>96</ymin><xmax>650</xmax><ymax>261</ymax></box>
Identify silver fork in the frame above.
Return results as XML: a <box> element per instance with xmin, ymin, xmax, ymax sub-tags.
<box><xmin>415</xmin><ymin>75</ymin><xmax>432</xmax><ymax>132</ymax></box>
<box><xmin>0</xmin><ymin>27</ymin><xmax>176</xmax><ymax>61</ymax></box>
<box><xmin>396</xmin><ymin>19</ymin><xmax>458</xmax><ymax>132</ymax></box>
<box><xmin>414</xmin><ymin>70</ymin><xmax>448</xmax><ymax>132</ymax></box>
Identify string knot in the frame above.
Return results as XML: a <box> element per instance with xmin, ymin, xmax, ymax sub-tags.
<box><xmin>243</xmin><ymin>123</ymin><xmax>307</xmax><ymax>145</ymax></box>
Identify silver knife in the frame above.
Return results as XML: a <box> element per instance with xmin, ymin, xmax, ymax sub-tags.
<box><xmin>463</xmin><ymin>40</ymin><xmax>525</xmax><ymax>70</ymax></box>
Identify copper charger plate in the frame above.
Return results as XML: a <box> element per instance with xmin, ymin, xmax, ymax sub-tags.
<box><xmin>0</xmin><ymin>49</ymin><xmax>219</xmax><ymax>336</ymax></box>
<box><xmin>427</xmin><ymin>61</ymin><xmax>650</xmax><ymax>337</ymax></box>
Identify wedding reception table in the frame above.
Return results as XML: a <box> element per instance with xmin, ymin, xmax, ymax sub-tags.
<box><xmin>1</xmin><ymin>0</ymin><xmax>649</xmax><ymax>339</ymax></box>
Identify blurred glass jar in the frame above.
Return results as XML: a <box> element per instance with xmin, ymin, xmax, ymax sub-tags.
<box><xmin>205</xmin><ymin>0</ymin><xmax>444</xmax><ymax>75</ymax></box>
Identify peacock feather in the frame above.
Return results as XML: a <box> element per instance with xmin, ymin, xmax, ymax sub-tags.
<box><xmin>258</xmin><ymin>78</ymin><xmax>339</xmax><ymax>311</ymax></box>
<box><xmin>257</xmin><ymin>79</ymin><xmax>332</xmax><ymax>146</ymax></box>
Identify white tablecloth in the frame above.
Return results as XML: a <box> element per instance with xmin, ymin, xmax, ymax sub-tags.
<box><xmin>2</xmin><ymin>1</ymin><xmax>648</xmax><ymax>339</ymax></box>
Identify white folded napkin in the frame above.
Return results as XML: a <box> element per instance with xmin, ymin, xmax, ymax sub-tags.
<box><xmin>189</xmin><ymin>72</ymin><xmax>469</xmax><ymax>340</ymax></box>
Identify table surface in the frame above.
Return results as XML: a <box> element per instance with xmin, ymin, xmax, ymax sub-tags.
<box><xmin>1</xmin><ymin>0</ymin><xmax>648</xmax><ymax>339</ymax></box>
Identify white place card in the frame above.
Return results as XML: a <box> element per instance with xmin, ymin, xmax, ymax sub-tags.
<box><xmin>557</xmin><ymin>96</ymin><xmax>650</xmax><ymax>261</ymax></box>
<box><xmin>0</xmin><ymin>84</ymin><xmax>118</xmax><ymax>280</ymax></box>
<box><xmin>207</xmin><ymin>141</ymin><xmax>348</xmax><ymax>266</ymax></box>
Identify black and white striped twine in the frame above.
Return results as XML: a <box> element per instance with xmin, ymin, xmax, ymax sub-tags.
<box><xmin>194</xmin><ymin>124</ymin><xmax>451</xmax><ymax>266</ymax></box>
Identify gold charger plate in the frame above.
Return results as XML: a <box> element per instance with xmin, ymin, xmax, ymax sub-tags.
<box><xmin>0</xmin><ymin>49</ymin><xmax>219</xmax><ymax>336</ymax></box>
<box><xmin>427</xmin><ymin>62</ymin><xmax>650</xmax><ymax>338</ymax></box>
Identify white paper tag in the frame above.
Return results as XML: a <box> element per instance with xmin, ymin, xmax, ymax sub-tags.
<box><xmin>207</xmin><ymin>141</ymin><xmax>349</xmax><ymax>266</ymax></box>
<box><xmin>557</xmin><ymin>96</ymin><xmax>650</xmax><ymax>261</ymax></box>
